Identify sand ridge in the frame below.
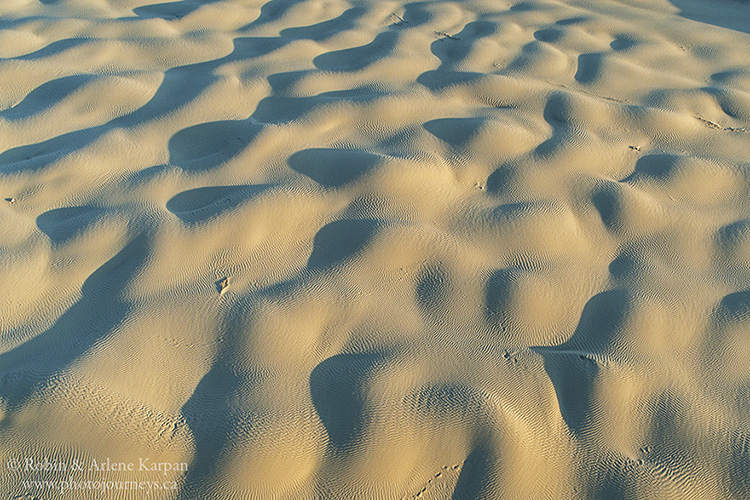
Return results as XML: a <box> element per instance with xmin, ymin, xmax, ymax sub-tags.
<box><xmin>1</xmin><ymin>0</ymin><xmax>750</xmax><ymax>498</ymax></box>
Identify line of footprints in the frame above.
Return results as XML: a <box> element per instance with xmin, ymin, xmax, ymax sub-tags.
<box><xmin>404</xmin><ymin>460</ymin><xmax>465</xmax><ymax>499</ymax></box>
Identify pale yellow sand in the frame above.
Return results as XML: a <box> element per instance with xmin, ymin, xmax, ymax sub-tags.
<box><xmin>1</xmin><ymin>0</ymin><xmax>750</xmax><ymax>498</ymax></box>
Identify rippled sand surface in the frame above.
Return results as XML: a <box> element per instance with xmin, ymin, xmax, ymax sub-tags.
<box><xmin>2</xmin><ymin>0</ymin><xmax>750</xmax><ymax>498</ymax></box>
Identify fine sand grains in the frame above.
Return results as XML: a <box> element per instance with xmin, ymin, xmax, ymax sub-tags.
<box><xmin>1</xmin><ymin>0</ymin><xmax>750</xmax><ymax>499</ymax></box>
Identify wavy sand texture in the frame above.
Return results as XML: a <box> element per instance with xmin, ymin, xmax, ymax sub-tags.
<box><xmin>1</xmin><ymin>0</ymin><xmax>750</xmax><ymax>498</ymax></box>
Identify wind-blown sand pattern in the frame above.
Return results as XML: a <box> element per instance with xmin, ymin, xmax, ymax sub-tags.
<box><xmin>1</xmin><ymin>0</ymin><xmax>750</xmax><ymax>498</ymax></box>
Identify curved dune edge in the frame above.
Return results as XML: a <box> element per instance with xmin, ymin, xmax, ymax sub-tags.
<box><xmin>1</xmin><ymin>0</ymin><xmax>750</xmax><ymax>498</ymax></box>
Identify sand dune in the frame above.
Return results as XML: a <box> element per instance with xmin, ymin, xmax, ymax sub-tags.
<box><xmin>1</xmin><ymin>0</ymin><xmax>750</xmax><ymax>498</ymax></box>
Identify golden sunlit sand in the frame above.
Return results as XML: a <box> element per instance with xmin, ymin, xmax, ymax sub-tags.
<box><xmin>1</xmin><ymin>0</ymin><xmax>750</xmax><ymax>498</ymax></box>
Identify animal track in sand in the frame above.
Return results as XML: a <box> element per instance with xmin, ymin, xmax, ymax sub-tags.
<box><xmin>216</xmin><ymin>277</ymin><xmax>229</xmax><ymax>295</ymax></box>
<box><xmin>694</xmin><ymin>115</ymin><xmax>749</xmax><ymax>132</ymax></box>
<box><xmin>403</xmin><ymin>461</ymin><xmax>465</xmax><ymax>499</ymax></box>
<box><xmin>387</xmin><ymin>13</ymin><xmax>409</xmax><ymax>27</ymax></box>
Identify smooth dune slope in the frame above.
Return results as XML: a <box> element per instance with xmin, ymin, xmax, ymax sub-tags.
<box><xmin>1</xmin><ymin>0</ymin><xmax>750</xmax><ymax>498</ymax></box>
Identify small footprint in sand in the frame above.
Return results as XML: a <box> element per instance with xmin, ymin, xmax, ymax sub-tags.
<box><xmin>503</xmin><ymin>350</ymin><xmax>518</xmax><ymax>363</ymax></box>
<box><xmin>388</xmin><ymin>13</ymin><xmax>408</xmax><ymax>26</ymax></box>
<box><xmin>636</xmin><ymin>445</ymin><xmax>653</xmax><ymax>465</ymax></box>
<box><xmin>434</xmin><ymin>31</ymin><xmax>460</xmax><ymax>41</ymax></box>
<box><xmin>216</xmin><ymin>277</ymin><xmax>229</xmax><ymax>295</ymax></box>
